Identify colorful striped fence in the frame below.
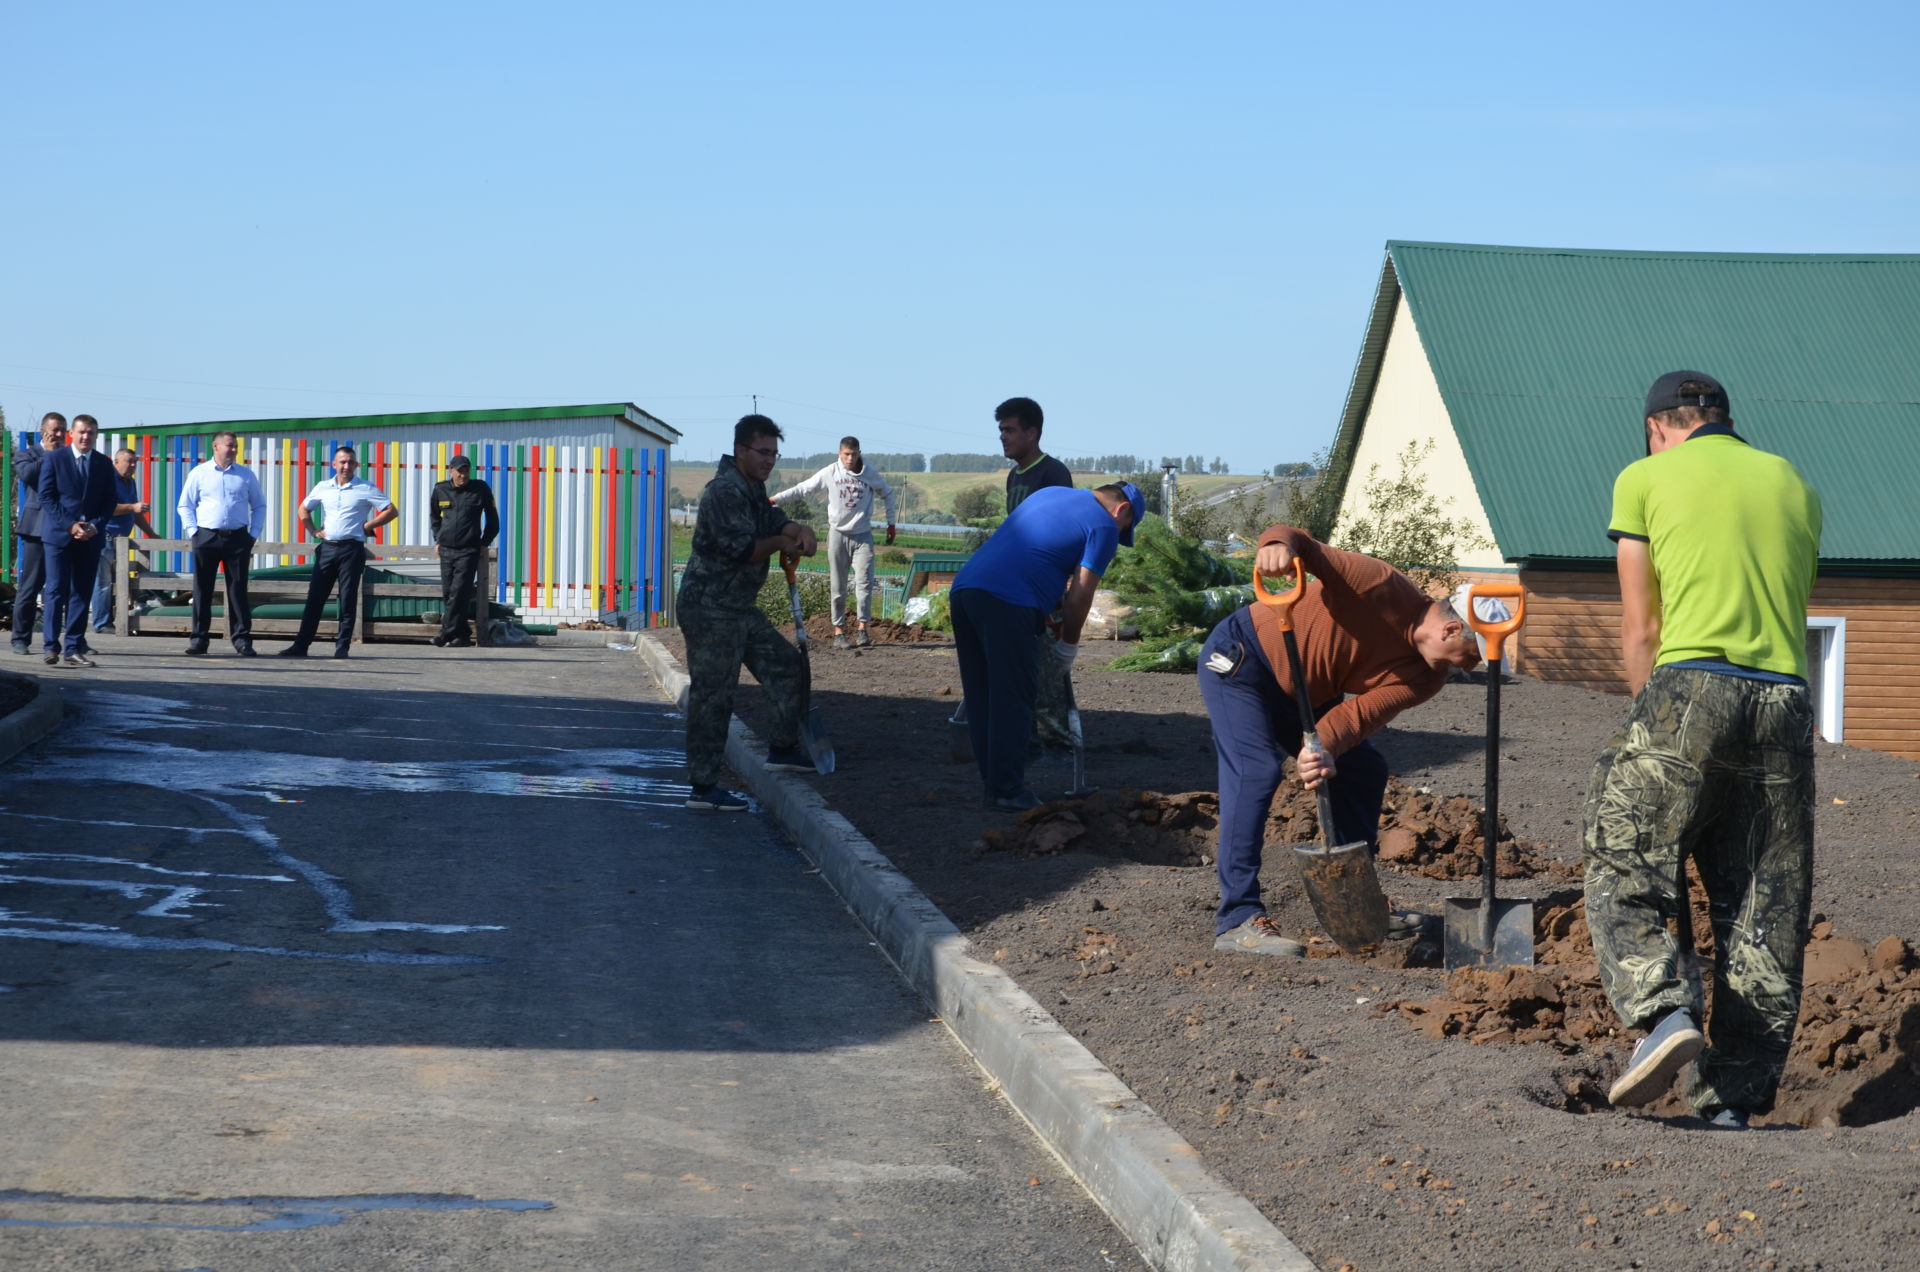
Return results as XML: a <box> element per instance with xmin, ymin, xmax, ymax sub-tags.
<box><xmin>4</xmin><ymin>433</ymin><xmax>673</xmax><ymax>624</ymax></box>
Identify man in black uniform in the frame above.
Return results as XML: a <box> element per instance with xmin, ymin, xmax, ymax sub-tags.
<box><xmin>997</xmin><ymin>397</ymin><xmax>1073</xmax><ymax>513</ymax></box>
<box><xmin>429</xmin><ymin>454</ymin><xmax>500</xmax><ymax>648</ymax></box>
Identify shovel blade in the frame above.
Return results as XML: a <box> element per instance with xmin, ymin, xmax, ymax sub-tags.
<box><xmin>1293</xmin><ymin>841</ymin><xmax>1391</xmax><ymax>952</ymax></box>
<box><xmin>949</xmin><ymin>702</ymin><xmax>973</xmax><ymax>764</ymax></box>
<box><xmin>1441</xmin><ymin>896</ymin><xmax>1535</xmax><ymax>970</ymax></box>
<box><xmin>802</xmin><ymin>711</ymin><xmax>836</xmax><ymax>775</ymax></box>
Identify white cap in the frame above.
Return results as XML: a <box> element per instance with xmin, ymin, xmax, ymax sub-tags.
<box><xmin>1450</xmin><ymin>583</ymin><xmax>1514</xmax><ymax>626</ymax></box>
<box><xmin>1450</xmin><ymin>584</ymin><xmax>1515</xmax><ymax>659</ymax></box>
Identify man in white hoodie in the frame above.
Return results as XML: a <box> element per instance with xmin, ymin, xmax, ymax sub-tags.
<box><xmin>771</xmin><ymin>436</ymin><xmax>898</xmax><ymax>649</ymax></box>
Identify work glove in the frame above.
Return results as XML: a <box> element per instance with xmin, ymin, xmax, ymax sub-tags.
<box><xmin>1050</xmin><ymin>639</ymin><xmax>1080</xmax><ymax>668</ymax></box>
<box><xmin>885</xmin><ymin>524</ymin><xmax>896</xmax><ymax>545</ymax></box>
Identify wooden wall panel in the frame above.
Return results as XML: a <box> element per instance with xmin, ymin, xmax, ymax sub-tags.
<box><xmin>1453</xmin><ymin>569</ymin><xmax>1920</xmax><ymax>760</ymax></box>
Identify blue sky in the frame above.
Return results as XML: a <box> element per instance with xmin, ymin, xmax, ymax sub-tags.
<box><xmin>4</xmin><ymin>1</ymin><xmax>1915</xmax><ymax>472</ymax></box>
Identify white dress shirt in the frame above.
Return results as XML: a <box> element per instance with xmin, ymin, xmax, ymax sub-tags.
<box><xmin>303</xmin><ymin>477</ymin><xmax>393</xmax><ymax>542</ymax></box>
<box><xmin>177</xmin><ymin>459</ymin><xmax>267</xmax><ymax>535</ymax></box>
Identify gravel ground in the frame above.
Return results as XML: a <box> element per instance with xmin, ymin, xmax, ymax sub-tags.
<box><xmin>652</xmin><ymin>622</ymin><xmax>1920</xmax><ymax>1272</ymax></box>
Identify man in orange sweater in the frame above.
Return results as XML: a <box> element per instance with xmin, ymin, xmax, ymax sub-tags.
<box><xmin>1197</xmin><ymin>525</ymin><xmax>1499</xmax><ymax>957</ymax></box>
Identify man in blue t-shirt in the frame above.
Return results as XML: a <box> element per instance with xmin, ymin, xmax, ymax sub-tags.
<box><xmin>90</xmin><ymin>447</ymin><xmax>158</xmax><ymax>634</ymax></box>
<box><xmin>949</xmin><ymin>482</ymin><xmax>1143</xmax><ymax>810</ymax></box>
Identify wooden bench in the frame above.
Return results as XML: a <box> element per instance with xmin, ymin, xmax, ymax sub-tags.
<box><xmin>115</xmin><ymin>538</ymin><xmax>495</xmax><ymax>647</ymax></box>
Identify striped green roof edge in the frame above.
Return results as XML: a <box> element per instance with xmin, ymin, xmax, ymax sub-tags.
<box><xmin>1324</xmin><ymin>240</ymin><xmax>1920</xmax><ymax>567</ymax></box>
<box><xmin>140</xmin><ymin>402</ymin><xmax>682</xmax><ymax>441</ymax></box>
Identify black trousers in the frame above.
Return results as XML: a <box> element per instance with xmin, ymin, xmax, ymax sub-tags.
<box><xmin>11</xmin><ymin>535</ymin><xmax>48</xmax><ymax>649</ymax></box>
<box><xmin>292</xmin><ymin>540</ymin><xmax>366</xmax><ymax>652</ymax></box>
<box><xmin>190</xmin><ymin>527</ymin><xmax>256</xmax><ymax>645</ymax></box>
<box><xmin>438</xmin><ymin>546</ymin><xmax>481</xmax><ymax>641</ymax></box>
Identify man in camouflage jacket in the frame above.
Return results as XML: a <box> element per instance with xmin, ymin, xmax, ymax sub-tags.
<box><xmin>678</xmin><ymin>414</ymin><xmax>820</xmax><ymax>811</ymax></box>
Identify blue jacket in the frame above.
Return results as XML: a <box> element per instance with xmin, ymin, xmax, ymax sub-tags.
<box><xmin>12</xmin><ymin>445</ymin><xmax>55</xmax><ymax>539</ymax></box>
<box><xmin>37</xmin><ymin>447</ymin><xmax>119</xmax><ymax>547</ymax></box>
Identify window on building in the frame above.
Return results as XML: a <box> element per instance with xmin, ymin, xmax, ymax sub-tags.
<box><xmin>1805</xmin><ymin>617</ymin><xmax>1846</xmax><ymax>743</ymax></box>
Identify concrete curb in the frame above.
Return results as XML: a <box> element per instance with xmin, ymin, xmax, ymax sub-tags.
<box><xmin>634</xmin><ymin>633</ymin><xmax>1314</xmax><ymax>1272</ymax></box>
<box><xmin>0</xmin><ymin>670</ymin><xmax>64</xmax><ymax>766</ymax></box>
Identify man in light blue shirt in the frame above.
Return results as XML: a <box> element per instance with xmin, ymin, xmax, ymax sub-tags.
<box><xmin>278</xmin><ymin>446</ymin><xmax>397</xmax><ymax>660</ymax></box>
<box><xmin>177</xmin><ymin>430</ymin><xmax>267</xmax><ymax>656</ymax></box>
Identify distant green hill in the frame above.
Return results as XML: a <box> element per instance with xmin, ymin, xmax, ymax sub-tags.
<box><xmin>669</xmin><ymin>462</ymin><xmax>1256</xmax><ymax>518</ymax></box>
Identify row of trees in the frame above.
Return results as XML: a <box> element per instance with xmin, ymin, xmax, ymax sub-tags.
<box><xmin>790</xmin><ymin>451</ymin><xmax>926</xmax><ymax>472</ymax></box>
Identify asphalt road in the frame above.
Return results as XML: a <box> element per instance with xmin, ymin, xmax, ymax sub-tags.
<box><xmin>0</xmin><ymin>635</ymin><xmax>1133</xmax><ymax>1270</ymax></box>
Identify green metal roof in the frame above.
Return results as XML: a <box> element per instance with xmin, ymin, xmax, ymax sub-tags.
<box><xmin>142</xmin><ymin>402</ymin><xmax>682</xmax><ymax>441</ymax></box>
<box><xmin>1330</xmin><ymin>242</ymin><xmax>1920</xmax><ymax>566</ymax></box>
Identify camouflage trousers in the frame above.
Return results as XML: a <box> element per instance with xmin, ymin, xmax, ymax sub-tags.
<box><xmin>1581</xmin><ymin>665</ymin><xmax>1815</xmax><ymax>1114</ymax></box>
<box><xmin>679</xmin><ymin>605</ymin><xmax>805</xmax><ymax>789</ymax></box>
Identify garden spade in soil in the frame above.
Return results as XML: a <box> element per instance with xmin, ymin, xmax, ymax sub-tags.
<box><xmin>1443</xmin><ymin>582</ymin><xmax>1532</xmax><ymax>969</ymax></box>
<box><xmin>780</xmin><ymin>552</ymin><xmax>836</xmax><ymax>775</ymax></box>
<box><xmin>1254</xmin><ymin>565</ymin><xmax>1390</xmax><ymax>952</ymax></box>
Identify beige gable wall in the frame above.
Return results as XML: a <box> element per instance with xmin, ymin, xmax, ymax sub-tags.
<box><xmin>1334</xmin><ymin>293</ymin><xmax>1505</xmax><ymax>571</ymax></box>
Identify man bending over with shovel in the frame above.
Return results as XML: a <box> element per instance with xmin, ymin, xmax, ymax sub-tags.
<box><xmin>950</xmin><ymin>482</ymin><xmax>1144</xmax><ymax>811</ymax></box>
<box><xmin>1199</xmin><ymin>526</ymin><xmax>1502</xmax><ymax>957</ymax></box>
<box><xmin>679</xmin><ymin>414</ymin><xmax>821</xmax><ymax>812</ymax></box>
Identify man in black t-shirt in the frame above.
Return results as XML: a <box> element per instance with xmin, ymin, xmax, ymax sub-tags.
<box><xmin>997</xmin><ymin>397</ymin><xmax>1072</xmax><ymax>513</ymax></box>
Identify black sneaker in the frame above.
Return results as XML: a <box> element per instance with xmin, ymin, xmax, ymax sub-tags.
<box><xmin>853</xmin><ymin>628</ymin><xmax>873</xmax><ymax>648</ymax></box>
<box><xmin>43</xmin><ymin>652</ymin><xmax>59</xmax><ymax>666</ymax></box>
<box><xmin>235</xmin><ymin>643</ymin><xmax>258</xmax><ymax>658</ymax></box>
<box><xmin>686</xmin><ymin>785</ymin><xmax>748</xmax><ymax>812</ymax></box>
<box><xmin>447</xmin><ymin>636</ymin><xmax>473</xmax><ymax>647</ymax></box>
<box><xmin>988</xmin><ymin>790</ymin><xmax>1042</xmax><ymax>812</ymax></box>
<box><xmin>831</xmin><ymin>633</ymin><xmax>850</xmax><ymax>651</ymax></box>
<box><xmin>63</xmin><ymin>653</ymin><xmax>96</xmax><ymax>668</ymax></box>
<box><xmin>10</xmin><ymin>642</ymin><xmax>29</xmax><ymax>656</ymax></box>
<box><xmin>184</xmin><ymin>642</ymin><xmax>209</xmax><ymax>656</ymax></box>
<box><xmin>332</xmin><ymin>648</ymin><xmax>351</xmax><ymax>660</ymax></box>
<box><xmin>1707</xmin><ymin>1107</ymin><xmax>1751</xmax><ymax>1130</ymax></box>
<box><xmin>430</xmin><ymin>634</ymin><xmax>450</xmax><ymax>647</ymax></box>
<box><xmin>765</xmin><ymin>746</ymin><xmax>815</xmax><ymax>773</ymax></box>
<box><xmin>277</xmin><ymin>646</ymin><xmax>310</xmax><ymax>658</ymax></box>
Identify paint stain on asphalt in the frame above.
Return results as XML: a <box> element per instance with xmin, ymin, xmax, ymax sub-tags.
<box><xmin>0</xmin><ymin>1189</ymin><xmax>553</xmax><ymax>1232</ymax></box>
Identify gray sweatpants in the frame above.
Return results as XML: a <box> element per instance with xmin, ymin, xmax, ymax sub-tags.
<box><xmin>828</xmin><ymin>529</ymin><xmax>877</xmax><ymax>627</ymax></box>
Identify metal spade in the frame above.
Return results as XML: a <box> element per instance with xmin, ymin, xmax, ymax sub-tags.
<box><xmin>1254</xmin><ymin>565</ymin><xmax>1390</xmax><ymax>952</ymax></box>
<box><xmin>1443</xmin><ymin>582</ymin><xmax>1533</xmax><ymax>969</ymax></box>
<box><xmin>780</xmin><ymin>552</ymin><xmax>836</xmax><ymax>775</ymax></box>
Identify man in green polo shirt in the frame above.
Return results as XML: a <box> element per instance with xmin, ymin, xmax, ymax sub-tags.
<box><xmin>1582</xmin><ymin>370</ymin><xmax>1822</xmax><ymax>1129</ymax></box>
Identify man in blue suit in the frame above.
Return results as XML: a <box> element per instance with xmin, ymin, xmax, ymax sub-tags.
<box><xmin>11</xmin><ymin>412</ymin><xmax>66</xmax><ymax>657</ymax></box>
<box><xmin>37</xmin><ymin>414</ymin><xmax>120</xmax><ymax>667</ymax></box>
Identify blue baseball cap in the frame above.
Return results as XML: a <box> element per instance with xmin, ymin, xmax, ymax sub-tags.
<box><xmin>1117</xmin><ymin>481</ymin><xmax>1146</xmax><ymax>546</ymax></box>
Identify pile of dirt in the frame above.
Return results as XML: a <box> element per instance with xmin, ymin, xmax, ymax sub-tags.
<box><xmin>1386</xmin><ymin>897</ymin><xmax>1920</xmax><ymax>1128</ymax></box>
<box><xmin>1373</xmin><ymin>781</ymin><xmax>1579</xmax><ymax>882</ymax></box>
<box><xmin>977</xmin><ymin>790</ymin><xmax>1217</xmax><ymax>867</ymax></box>
<box><xmin>975</xmin><ymin>777</ymin><xmax>1579</xmax><ymax>884</ymax></box>
<box><xmin>792</xmin><ymin>615</ymin><xmax>945</xmax><ymax>644</ymax></box>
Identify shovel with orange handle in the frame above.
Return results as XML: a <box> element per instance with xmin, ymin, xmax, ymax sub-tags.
<box><xmin>1254</xmin><ymin>561</ymin><xmax>1391</xmax><ymax>952</ymax></box>
<box><xmin>1442</xmin><ymin>582</ymin><xmax>1533</xmax><ymax>969</ymax></box>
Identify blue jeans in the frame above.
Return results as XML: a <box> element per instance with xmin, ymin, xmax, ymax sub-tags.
<box><xmin>1197</xmin><ymin>609</ymin><xmax>1389</xmax><ymax>935</ymax></box>
<box><xmin>89</xmin><ymin>533</ymin><xmax>124</xmax><ymax>632</ymax></box>
<box><xmin>951</xmin><ymin>587</ymin><xmax>1045</xmax><ymax>801</ymax></box>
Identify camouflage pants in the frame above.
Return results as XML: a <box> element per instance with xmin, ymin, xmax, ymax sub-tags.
<box><xmin>679</xmin><ymin>605</ymin><xmax>806</xmax><ymax>789</ymax></box>
<box><xmin>1581</xmin><ymin>665</ymin><xmax>1815</xmax><ymax>1114</ymax></box>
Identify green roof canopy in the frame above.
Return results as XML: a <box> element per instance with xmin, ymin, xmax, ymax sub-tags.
<box><xmin>140</xmin><ymin>402</ymin><xmax>681</xmax><ymax>441</ymax></box>
<box><xmin>1332</xmin><ymin>242</ymin><xmax>1920</xmax><ymax>567</ymax></box>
